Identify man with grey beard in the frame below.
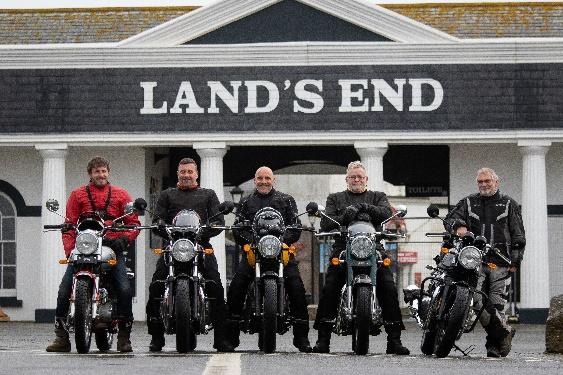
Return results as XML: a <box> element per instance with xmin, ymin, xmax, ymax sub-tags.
<box><xmin>445</xmin><ymin>167</ymin><xmax>525</xmax><ymax>357</ymax></box>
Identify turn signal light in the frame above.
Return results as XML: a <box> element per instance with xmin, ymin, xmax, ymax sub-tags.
<box><xmin>330</xmin><ymin>258</ymin><xmax>340</xmax><ymax>266</ymax></box>
<box><xmin>58</xmin><ymin>259</ymin><xmax>68</xmax><ymax>265</ymax></box>
<box><xmin>383</xmin><ymin>258</ymin><xmax>392</xmax><ymax>267</ymax></box>
<box><xmin>488</xmin><ymin>263</ymin><xmax>497</xmax><ymax>270</ymax></box>
<box><xmin>243</xmin><ymin>244</ymin><xmax>251</xmax><ymax>252</ymax></box>
<box><xmin>153</xmin><ymin>248</ymin><xmax>163</xmax><ymax>255</ymax></box>
<box><xmin>204</xmin><ymin>248</ymin><xmax>214</xmax><ymax>255</ymax></box>
<box><xmin>441</xmin><ymin>247</ymin><xmax>449</xmax><ymax>254</ymax></box>
<box><xmin>107</xmin><ymin>259</ymin><xmax>118</xmax><ymax>266</ymax></box>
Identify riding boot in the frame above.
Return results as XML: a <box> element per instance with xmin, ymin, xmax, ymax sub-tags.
<box><xmin>312</xmin><ymin>323</ymin><xmax>332</xmax><ymax>353</ymax></box>
<box><xmin>46</xmin><ymin>317</ymin><xmax>71</xmax><ymax>352</ymax></box>
<box><xmin>225</xmin><ymin>317</ymin><xmax>241</xmax><ymax>349</ymax></box>
<box><xmin>213</xmin><ymin>320</ymin><xmax>235</xmax><ymax>352</ymax></box>
<box><xmin>498</xmin><ymin>326</ymin><xmax>516</xmax><ymax>357</ymax></box>
<box><xmin>147</xmin><ymin>317</ymin><xmax>165</xmax><ymax>352</ymax></box>
<box><xmin>484</xmin><ymin>314</ymin><xmax>511</xmax><ymax>357</ymax></box>
<box><xmin>117</xmin><ymin>320</ymin><xmax>133</xmax><ymax>353</ymax></box>
<box><xmin>385</xmin><ymin>325</ymin><xmax>410</xmax><ymax>355</ymax></box>
<box><xmin>292</xmin><ymin>320</ymin><xmax>312</xmax><ymax>353</ymax></box>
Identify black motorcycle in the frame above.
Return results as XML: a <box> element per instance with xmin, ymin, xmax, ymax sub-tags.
<box><xmin>144</xmin><ymin>201</ymin><xmax>234</xmax><ymax>353</ymax></box>
<box><xmin>307</xmin><ymin>202</ymin><xmax>406</xmax><ymax>355</ymax></box>
<box><xmin>43</xmin><ymin>198</ymin><xmax>142</xmax><ymax>353</ymax></box>
<box><xmin>231</xmin><ymin>206</ymin><xmax>313</xmax><ymax>354</ymax></box>
<box><xmin>403</xmin><ymin>204</ymin><xmax>489</xmax><ymax>357</ymax></box>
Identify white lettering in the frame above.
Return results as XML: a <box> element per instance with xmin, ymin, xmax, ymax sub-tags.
<box><xmin>170</xmin><ymin>81</ymin><xmax>204</xmax><ymax>114</ymax></box>
<box><xmin>338</xmin><ymin>79</ymin><xmax>368</xmax><ymax>112</ymax></box>
<box><xmin>244</xmin><ymin>81</ymin><xmax>279</xmax><ymax>113</ymax></box>
<box><xmin>409</xmin><ymin>78</ymin><xmax>443</xmax><ymax>111</ymax></box>
<box><xmin>208</xmin><ymin>81</ymin><xmax>241</xmax><ymax>114</ymax></box>
<box><xmin>371</xmin><ymin>79</ymin><xmax>406</xmax><ymax>111</ymax></box>
<box><xmin>293</xmin><ymin>80</ymin><xmax>324</xmax><ymax>113</ymax></box>
<box><xmin>140</xmin><ymin>82</ymin><xmax>167</xmax><ymax>114</ymax></box>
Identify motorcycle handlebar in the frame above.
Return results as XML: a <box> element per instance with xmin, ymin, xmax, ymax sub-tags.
<box><xmin>43</xmin><ymin>224</ymin><xmax>65</xmax><ymax>229</ymax></box>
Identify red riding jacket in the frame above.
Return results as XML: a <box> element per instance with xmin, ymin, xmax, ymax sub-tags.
<box><xmin>62</xmin><ymin>182</ymin><xmax>140</xmax><ymax>257</ymax></box>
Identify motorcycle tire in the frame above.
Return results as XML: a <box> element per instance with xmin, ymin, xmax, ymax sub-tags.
<box><xmin>175</xmin><ymin>278</ymin><xmax>194</xmax><ymax>353</ymax></box>
<box><xmin>433</xmin><ymin>286</ymin><xmax>471</xmax><ymax>358</ymax></box>
<box><xmin>420</xmin><ymin>295</ymin><xmax>440</xmax><ymax>355</ymax></box>
<box><xmin>261</xmin><ymin>278</ymin><xmax>277</xmax><ymax>353</ymax></box>
<box><xmin>95</xmin><ymin>330</ymin><xmax>114</xmax><ymax>351</ymax></box>
<box><xmin>352</xmin><ymin>285</ymin><xmax>371</xmax><ymax>355</ymax></box>
<box><xmin>74</xmin><ymin>278</ymin><xmax>94</xmax><ymax>354</ymax></box>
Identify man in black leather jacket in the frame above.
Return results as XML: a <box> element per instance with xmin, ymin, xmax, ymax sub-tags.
<box><xmin>312</xmin><ymin>161</ymin><xmax>409</xmax><ymax>355</ymax></box>
<box><xmin>445</xmin><ymin>167</ymin><xmax>525</xmax><ymax>357</ymax></box>
<box><xmin>145</xmin><ymin>158</ymin><xmax>233</xmax><ymax>352</ymax></box>
<box><xmin>227</xmin><ymin>166</ymin><xmax>312</xmax><ymax>352</ymax></box>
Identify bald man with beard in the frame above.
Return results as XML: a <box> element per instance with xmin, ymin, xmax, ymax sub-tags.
<box><xmin>226</xmin><ymin>166</ymin><xmax>312</xmax><ymax>352</ymax></box>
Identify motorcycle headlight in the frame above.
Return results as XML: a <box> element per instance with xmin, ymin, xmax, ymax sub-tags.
<box><xmin>75</xmin><ymin>232</ymin><xmax>98</xmax><ymax>255</ymax></box>
<box><xmin>458</xmin><ymin>246</ymin><xmax>481</xmax><ymax>270</ymax></box>
<box><xmin>257</xmin><ymin>235</ymin><xmax>282</xmax><ymax>258</ymax></box>
<box><xmin>350</xmin><ymin>235</ymin><xmax>374</xmax><ymax>259</ymax></box>
<box><xmin>171</xmin><ymin>239</ymin><xmax>195</xmax><ymax>262</ymax></box>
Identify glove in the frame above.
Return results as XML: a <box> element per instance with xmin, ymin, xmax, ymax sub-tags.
<box><xmin>342</xmin><ymin>205</ymin><xmax>359</xmax><ymax>225</ymax></box>
<box><xmin>152</xmin><ymin>220</ymin><xmax>167</xmax><ymax>238</ymax></box>
<box><xmin>103</xmin><ymin>236</ymin><xmax>129</xmax><ymax>254</ymax></box>
<box><xmin>353</xmin><ymin>203</ymin><xmax>369</xmax><ymax>212</ymax></box>
<box><xmin>356</xmin><ymin>212</ymin><xmax>371</xmax><ymax>222</ymax></box>
<box><xmin>510</xmin><ymin>242</ymin><xmax>524</xmax><ymax>267</ymax></box>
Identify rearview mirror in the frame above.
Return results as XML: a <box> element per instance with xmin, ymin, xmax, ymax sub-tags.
<box><xmin>395</xmin><ymin>204</ymin><xmax>407</xmax><ymax>218</ymax></box>
<box><xmin>217</xmin><ymin>201</ymin><xmax>235</xmax><ymax>215</ymax></box>
<box><xmin>427</xmin><ymin>204</ymin><xmax>440</xmax><ymax>218</ymax></box>
<box><xmin>46</xmin><ymin>199</ymin><xmax>59</xmax><ymax>212</ymax></box>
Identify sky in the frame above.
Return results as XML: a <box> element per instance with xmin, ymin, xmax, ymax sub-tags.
<box><xmin>2</xmin><ymin>0</ymin><xmax>561</xmax><ymax>10</ymax></box>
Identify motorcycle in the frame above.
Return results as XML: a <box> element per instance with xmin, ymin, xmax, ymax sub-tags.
<box><xmin>230</xmin><ymin>206</ymin><xmax>313</xmax><ymax>354</ymax></box>
<box><xmin>403</xmin><ymin>204</ymin><xmax>489</xmax><ymax>357</ymax></box>
<box><xmin>144</xmin><ymin>201</ymin><xmax>234</xmax><ymax>353</ymax></box>
<box><xmin>43</xmin><ymin>198</ymin><xmax>143</xmax><ymax>353</ymax></box>
<box><xmin>307</xmin><ymin>202</ymin><xmax>407</xmax><ymax>355</ymax></box>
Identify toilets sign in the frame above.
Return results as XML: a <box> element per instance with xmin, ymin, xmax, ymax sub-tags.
<box><xmin>139</xmin><ymin>78</ymin><xmax>443</xmax><ymax>115</ymax></box>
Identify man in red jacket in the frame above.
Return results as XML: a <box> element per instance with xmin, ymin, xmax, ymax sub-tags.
<box><xmin>46</xmin><ymin>156</ymin><xmax>140</xmax><ymax>353</ymax></box>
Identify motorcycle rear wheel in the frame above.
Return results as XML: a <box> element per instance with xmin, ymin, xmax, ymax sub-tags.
<box><xmin>261</xmin><ymin>278</ymin><xmax>277</xmax><ymax>353</ymax></box>
<box><xmin>352</xmin><ymin>285</ymin><xmax>371</xmax><ymax>355</ymax></box>
<box><xmin>175</xmin><ymin>278</ymin><xmax>195</xmax><ymax>353</ymax></box>
<box><xmin>433</xmin><ymin>287</ymin><xmax>470</xmax><ymax>358</ymax></box>
<box><xmin>74</xmin><ymin>278</ymin><xmax>93</xmax><ymax>354</ymax></box>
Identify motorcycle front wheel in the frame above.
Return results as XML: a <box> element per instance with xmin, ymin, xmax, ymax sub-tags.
<box><xmin>433</xmin><ymin>286</ymin><xmax>470</xmax><ymax>358</ymax></box>
<box><xmin>175</xmin><ymin>278</ymin><xmax>195</xmax><ymax>353</ymax></box>
<box><xmin>74</xmin><ymin>278</ymin><xmax>94</xmax><ymax>353</ymax></box>
<box><xmin>95</xmin><ymin>330</ymin><xmax>114</xmax><ymax>351</ymax></box>
<box><xmin>352</xmin><ymin>285</ymin><xmax>371</xmax><ymax>355</ymax></box>
<box><xmin>261</xmin><ymin>278</ymin><xmax>277</xmax><ymax>353</ymax></box>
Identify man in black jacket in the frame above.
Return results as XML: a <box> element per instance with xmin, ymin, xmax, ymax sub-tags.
<box><xmin>145</xmin><ymin>158</ymin><xmax>233</xmax><ymax>352</ymax></box>
<box><xmin>227</xmin><ymin>166</ymin><xmax>312</xmax><ymax>352</ymax></box>
<box><xmin>312</xmin><ymin>161</ymin><xmax>409</xmax><ymax>355</ymax></box>
<box><xmin>445</xmin><ymin>167</ymin><xmax>525</xmax><ymax>357</ymax></box>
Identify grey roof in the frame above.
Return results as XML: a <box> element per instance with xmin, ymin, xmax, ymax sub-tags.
<box><xmin>1</xmin><ymin>2</ymin><xmax>563</xmax><ymax>45</ymax></box>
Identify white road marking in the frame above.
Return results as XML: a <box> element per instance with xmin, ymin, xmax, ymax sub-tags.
<box><xmin>202</xmin><ymin>353</ymin><xmax>241</xmax><ymax>375</ymax></box>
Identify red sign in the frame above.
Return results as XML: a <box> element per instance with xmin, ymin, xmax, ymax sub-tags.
<box><xmin>398</xmin><ymin>251</ymin><xmax>418</xmax><ymax>264</ymax></box>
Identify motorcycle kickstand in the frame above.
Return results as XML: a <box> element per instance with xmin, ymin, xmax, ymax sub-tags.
<box><xmin>453</xmin><ymin>344</ymin><xmax>475</xmax><ymax>356</ymax></box>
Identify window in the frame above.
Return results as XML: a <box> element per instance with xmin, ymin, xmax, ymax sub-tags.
<box><xmin>0</xmin><ymin>193</ymin><xmax>16</xmax><ymax>297</ymax></box>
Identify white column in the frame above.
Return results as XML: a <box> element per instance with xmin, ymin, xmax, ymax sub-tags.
<box><xmin>36</xmin><ymin>144</ymin><xmax>68</xmax><ymax>313</ymax></box>
<box><xmin>518</xmin><ymin>140</ymin><xmax>551</xmax><ymax>309</ymax></box>
<box><xmin>194</xmin><ymin>142</ymin><xmax>228</xmax><ymax>291</ymax></box>
<box><xmin>354</xmin><ymin>141</ymin><xmax>388</xmax><ymax>192</ymax></box>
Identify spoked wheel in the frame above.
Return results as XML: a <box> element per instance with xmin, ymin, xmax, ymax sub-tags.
<box><xmin>353</xmin><ymin>285</ymin><xmax>371</xmax><ymax>355</ymax></box>
<box><xmin>261</xmin><ymin>278</ymin><xmax>277</xmax><ymax>353</ymax></box>
<box><xmin>95</xmin><ymin>330</ymin><xmax>114</xmax><ymax>351</ymax></box>
<box><xmin>74</xmin><ymin>278</ymin><xmax>94</xmax><ymax>354</ymax></box>
<box><xmin>433</xmin><ymin>287</ymin><xmax>470</xmax><ymax>358</ymax></box>
<box><xmin>175</xmin><ymin>278</ymin><xmax>194</xmax><ymax>353</ymax></box>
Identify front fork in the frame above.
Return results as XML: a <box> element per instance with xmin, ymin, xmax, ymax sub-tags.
<box><xmin>69</xmin><ymin>272</ymin><xmax>99</xmax><ymax>330</ymax></box>
<box><xmin>254</xmin><ymin>262</ymin><xmax>285</xmax><ymax>321</ymax></box>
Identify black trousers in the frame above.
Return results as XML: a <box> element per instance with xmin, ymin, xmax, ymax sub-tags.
<box><xmin>314</xmin><ymin>263</ymin><xmax>405</xmax><ymax>331</ymax></box>
<box><xmin>146</xmin><ymin>253</ymin><xmax>228</xmax><ymax>338</ymax></box>
<box><xmin>227</xmin><ymin>253</ymin><xmax>310</xmax><ymax>337</ymax></box>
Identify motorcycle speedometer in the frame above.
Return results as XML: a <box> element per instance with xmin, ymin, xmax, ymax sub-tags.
<box><xmin>75</xmin><ymin>231</ymin><xmax>98</xmax><ymax>255</ymax></box>
<box><xmin>257</xmin><ymin>235</ymin><xmax>282</xmax><ymax>258</ymax></box>
<box><xmin>171</xmin><ymin>239</ymin><xmax>195</xmax><ymax>262</ymax></box>
<box><xmin>350</xmin><ymin>235</ymin><xmax>374</xmax><ymax>259</ymax></box>
<box><xmin>458</xmin><ymin>246</ymin><xmax>481</xmax><ymax>270</ymax></box>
